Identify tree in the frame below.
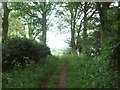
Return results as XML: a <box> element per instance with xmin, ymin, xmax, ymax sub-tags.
<box><xmin>77</xmin><ymin>2</ymin><xmax>97</xmax><ymax>55</ymax></box>
<box><xmin>0</xmin><ymin>5</ymin><xmax>3</xmax><ymax>42</ymax></box>
<box><xmin>8</xmin><ymin>17</ymin><xmax>26</xmax><ymax>37</ymax></box>
<box><xmin>68</xmin><ymin>2</ymin><xmax>78</xmax><ymax>55</ymax></box>
<box><xmin>55</xmin><ymin>2</ymin><xmax>97</xmax><ymax>55</ymax></box>
<box><xmin>82</xmin><ymin>2</ymin><xmax>88</xmax><ymax>54</ymax></box>
<box><xmin>54</xmin><ymin>2</ymin><xmax>79</xmax><ymax>55</ymax></box>
<box><xmin>2</xmin><ymin>2</ymin><xmax>10</xmax><ymax>40</ymax></box>
<box><xmin>96</xmin><ymin>2</ymin><xmax>111</xmax><ymax>48</ymax></box>
<box><xmin>9</xmin><ymin>2</ymin><xmax>53</xmax><ymax>44</ymax></box>
<box><xmin>64</xmin><ymin>2</ymin><xmax>83</xmax><ymax>55</ymax></box>
<box><xmin>38</xmin><ymin>2</ymin><xmax>53</xmax><ymax>45</ymax></box>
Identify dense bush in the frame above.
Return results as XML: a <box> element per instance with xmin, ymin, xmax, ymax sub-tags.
<box><xmin>102</xmin><ymin>36</ymin><xmax>120</xmax><ymax>70</ymax></box>
<box><xmin>100</xmin><ymin>36</ymin><xmax>120</xmax><ymax>87</ymax></box>
<box><xmin>2</xmin><ymin>36</ymin><xmax>51</xmax><ymax>72</ymax></box>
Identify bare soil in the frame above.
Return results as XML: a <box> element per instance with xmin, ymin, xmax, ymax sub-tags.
<box><xmin>57</xmin><ymin>61</ymin><xmax>68</xmax><ymax>88</ymax></box>
<box><xmin>40</xmin><ymin>61</ymin><xmax>68</xmax><ymax>88</ymax></box>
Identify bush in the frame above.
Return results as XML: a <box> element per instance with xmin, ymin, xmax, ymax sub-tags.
<box><xmin>102</xmin><ymin>36</ymin><xmax>120</xmax><ymax>70</ymax></box>
<box><xmin>2</xmin><ymin>36</ymin><xmax>51</xmax><ymax>72</ymax></box>
<box><xmin>100</xmin><ymin>36</ymin><xmax>120</xmax><ymax>87</ymax></box>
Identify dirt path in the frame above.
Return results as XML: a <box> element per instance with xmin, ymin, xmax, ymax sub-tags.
<box><xmin>57</xmin><ymin>61</ymin><xmax>68</xmax><ymax>88</ymax></box>
<box><xmin>40</xmin><ymin>61</ymin><xmax>68</xmax><ymax>88</ymax></box>
<box><xmin>40</xmin><ymin>69</ymin><xmax>55</xmax><ymax>88</ymax></box>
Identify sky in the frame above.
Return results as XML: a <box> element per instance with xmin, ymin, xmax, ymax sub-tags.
<box><xmin>46</xmin><ymin>30</ymin><xmax>70</xmax><ymax>51</ymax></box>
<box><xmin>46</xmin><ymin>9</ymin><xmax>71</xmax><ymax>51</ymax></box>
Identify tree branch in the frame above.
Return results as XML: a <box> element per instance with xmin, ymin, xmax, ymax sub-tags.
<box><xmin>86</xmin><ymin>8</ymin><xmax>93</xmax><ymax>15</ymax></box>
<box><xmin>76</xmin><ymin>11</ymin><xmax>83</xmax><ymax>23</ymax></box>
<box><xmin>78</xmin><ymin>19</ymin><xmax>83</xmax><ymax>33</ymax></box>
<box><xmin>0</xmin><ymin>13</ymin><xmax>3</xmax><ymax>20</ymax></box>
<box><xmin>87</xmin><ymin>9</ymin><xmax>97</xmax><ymax>21</ymax></box>
<box><xmin>32</xmin><ymin>29</ymin><xmax>42</xmax><ymax>40</ymax></box>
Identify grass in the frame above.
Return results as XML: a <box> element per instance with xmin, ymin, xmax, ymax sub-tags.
<box><xmin>47</xmin><ymin>56</ymin><xmax>78</xmax><ymax>88</ymax></box>
<box><xmin>2</xmin><ymin>56</ymin><xmax>62</xmax><ymax>88</ymax></box>
<box><xmin>65</xmin><ymin>55</ymin><xmax>118</xmax><ymax>88</ymax></box>
<box><xmin>47</xmin><ymin>58</ymin><xmax>64</xmax><ymax>88</ymax></box>
<box><xmin>2</xmin><ymin>55</ymin><xmax>118</xmax><ymax>88</ymax></box>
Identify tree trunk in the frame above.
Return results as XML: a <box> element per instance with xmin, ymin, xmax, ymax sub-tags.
<box><xmin>28</xmin><ymin>23</ymin><xmax>33</xmax><ymax>39</ymax></box>
<box><xmin>77</xmin><ymin>31</ymin><xmax>82</xmax><ymax>55</ymax></box>
<box><xmin>70</xmin><ymin>11</ymin><xmax>77</xmax><ymax>55</ymax></box>
<box><xmin>82</xmin><ymin>2</ymin><xmax>88</xmax><ymax>54</ymax></box>
<box><xmin>2</xmin><ymin>2</ymin><xmax>10</xmax><ymax>40</ymax></box>
<box><xmin>42</xmin><ymin>2</ymin><xmax>47</xmax><ymax>45</ymax></box>
<box><xmin>96</xmin><ymin>3</ymin><xmax>105</xmax><ymax>49</ymax></box>
<box><xmin>96</xmin><ymin>2</ymin><xmax>111</xmax><ymax>49</ymax></box>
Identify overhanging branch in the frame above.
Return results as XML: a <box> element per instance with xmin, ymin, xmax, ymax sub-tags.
<box><xmin>87</xmin><ymin>9</ymin><xmax>97</xmax><ymax>21</ymax></box>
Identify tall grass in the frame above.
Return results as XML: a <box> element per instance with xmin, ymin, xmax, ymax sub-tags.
<box><xmin>66</xmin><ymin>55</ymin><xmax>118</xmax><ymax>88</ymax></box>
<box><xmin>2</xmin><ymin>55</ymin><xmax>118</xmax><ymax>88</ymax></box>
<box><xmin>2</xmin><ymin>56</ymin><xmax>61</xmax><ymax>88</ymax></box>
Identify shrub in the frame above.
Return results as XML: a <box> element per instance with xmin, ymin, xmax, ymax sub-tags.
<box><xmin>102</xmin><ymin>36</ymin><xmax>120</xmax><ymax>70</ymax></box>
<box><xmin>99</xmin><ymin>36</ymin><xmax>120</xmax><ymax>87</ymax></box>
<box><xmin>2</xmin><ymin>36</ymin><xmax>51</xmax><ymax>72</ymax></box>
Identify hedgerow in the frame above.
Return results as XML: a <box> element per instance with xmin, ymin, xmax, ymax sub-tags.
<box><xmin>2</xmin><ymin>36</ymin><xmax>51</xmax><ymax>72</ymax></box>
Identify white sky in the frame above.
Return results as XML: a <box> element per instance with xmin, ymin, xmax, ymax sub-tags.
<box><xmin>46</xmin><ymin>9</ymin><xmax>70</xmax><ymax>51</ymax></box>
<box><xmin>46</xmin><ymin>29</ymin><xmax>70</xmax><ymax>50</ymax></box>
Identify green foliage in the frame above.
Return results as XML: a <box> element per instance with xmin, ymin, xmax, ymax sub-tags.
<box><xmin>107</xmin><ymin>8</ymin><xmax>119</xmax><ymax>35</ymax></box>
<box><xmin>98</xmin><ymin>6</ymin><xmax>120</xmax><ymax>86</ymax></box>
<box><xmin>102</xmin><ymin>36</ymin><xmax>120</xmax><ymax>70</ymax></box>
<box><xmin>2</xmin><ymin>36</ymin><xmax>51</xmax><ymax>72</ymax></box>
<box><xmin>2</xmin><ymin>55</ymin><xmax>119</xmax><ymax>88</ymax></box>
<box><xmin>2</xmin><ymin>56</ymin><xmax>60</xmax><ymax>88</ymax></box>
<box><xmin>2</xmin><ymin>2</ymin><xmax>120</xmax><ymax>88</ymax></box>
<box><xmin>98</xmin><ymin>6</ymin><xmax>120</xmax><ymax>87</ymax></box>
<box><xmin>96</xmin><ymin>36</ymin><xmax>120</xmax><ymax>87</ymax></box>
<box><xmin>8</xmin><ymin>2</ymin><xmax>53</xmax><ymax>40</ymax></box>
<box><xmin>8</xmin><ymin>17</ymin><xmax>26</xmax><ymax>37</ymax></box>
<box><xmin>65</xmin><ymin>55</ymin><xmax>118</xmax><ymax>88</ymax></box>
<box><xmin>63</xmin><ymin>47</ymin><xmax>72</xmax><ymax>55</ymax></box>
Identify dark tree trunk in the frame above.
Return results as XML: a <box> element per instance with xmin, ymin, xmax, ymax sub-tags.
<box><xmin>77</xmin><ymin>31</ymin><xmax>82</xmax><ymax>54</ymax></box>
<box><xmin>28</xmin><ymin>24</ymin><xmax>33</xmax><ymax>39</ymax></box>
<box><xmin>70</xmin><ymin>10</ymin><xmax>78</xmax><ymax>55</ymax></box>
<box><xmin>42</xmin><ymin>2</ymin><xmax>47</xmax><ymax>45</ymax></box>
<box><xmin>2</xmin><ymin>2</ymin><xmax>10</xmax><ymax>40</ymax></box>
<box><xmin>82</xmin><ymin>2</ymin><xmax>88</xmax><ymax>54</ymax></box>
<box><xmin>96</xmin><ymin>2</ymin><xmax>111</xmax><ymax>49</ymax></box>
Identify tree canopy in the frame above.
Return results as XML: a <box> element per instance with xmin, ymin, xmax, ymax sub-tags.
<box><xmin>1</xmin><ymin>1</ymin><xmax>120</xmax><ymax>88</ymax></box>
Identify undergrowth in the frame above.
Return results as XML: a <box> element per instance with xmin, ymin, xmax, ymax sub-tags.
<box><xmin>65</xmin><ymin>55</ymin><xmax>118</xmax><ymax>88</ymax></box>
<box><xmin>2</xmin><ymin>56</ymin><xmax>59</xmax><ymax>88</ymax></box>
<box><xmin>2</xmin><ymin>55</ymin><xmax>119</xmax><ymax>88</ymax></box>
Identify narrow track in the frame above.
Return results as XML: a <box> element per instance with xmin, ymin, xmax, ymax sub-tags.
<box><xmin>57</xmin><ymin>61</ymin><xmax>68</xmax><ymax>88</ymax></box>
<box><xmin>40</xmin><ymin>69</ymin><xmax>55</xmax><ymax>88</ymax></box>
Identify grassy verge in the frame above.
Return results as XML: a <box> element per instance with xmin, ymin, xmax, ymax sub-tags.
<box><xmin>2</xmin><ymin>55</ymin><xmax>117</xmax><ymax>88</ymax></box>
<box><xmin>2</xmin><ymin>56</ymin><xmax>60</xmax><ymax>88</ymax></box>
<box><xmin>66</xmin><ymin>55</ymin><xmax>117</xmax><ymax>88</ymax></box>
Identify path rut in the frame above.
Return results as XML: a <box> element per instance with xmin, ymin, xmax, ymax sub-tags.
<box><xmin>40</xmin><ymin>69</ymin><xmax>55</xmax><ymax>88</ymax></box>
<box><xmin>57</xmin><ymin>61</ymin><xmax>68</xmax><ymax>88</ymax></box>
